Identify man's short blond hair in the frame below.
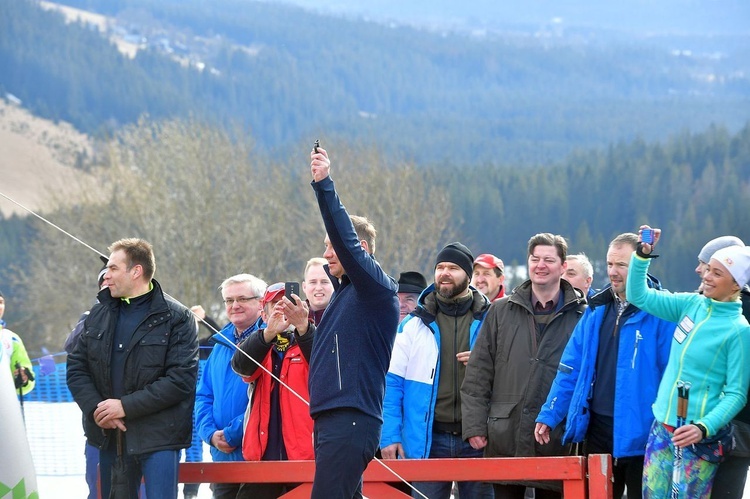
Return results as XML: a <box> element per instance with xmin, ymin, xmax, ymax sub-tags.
<box><xmin>350</xmin><ymin>215</ymin><xmax>377</xmax><ymax>254</ymax></box>
<box><xmin>304</xmin><ymin>257</ymin><xmax>329</xmax><ymax>281</ymax></box>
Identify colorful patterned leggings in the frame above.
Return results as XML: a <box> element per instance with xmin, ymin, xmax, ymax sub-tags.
<box><xmin>643</xmin><ymin>420</ymin><xmax>718</xmax><ymax>498</ymax></box>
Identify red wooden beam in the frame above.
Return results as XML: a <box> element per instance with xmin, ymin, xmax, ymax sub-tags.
<box><xmin>180</xmin><ymin>460</ymin><xmax>315</xmax><ymax>483</ymax></box>
<box><xmin>179</xmin><ymin>455</ymin><xmax>612</xmax><ymax>499</ymax></box>
<box><xmin>180</xmin><ymin>457</ymin><xmax>587</xmax><ymax>483</ymax></box>
<box><xmin>365</xmin><ymin>457</ymin><xmax>587</xmax><ymax>481</ymax></box>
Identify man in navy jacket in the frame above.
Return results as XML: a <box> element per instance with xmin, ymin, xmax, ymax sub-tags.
<box><xmin>301</xmin><ymin>144</ymin><xmax>399</xmax><ymax>498</ymax></box>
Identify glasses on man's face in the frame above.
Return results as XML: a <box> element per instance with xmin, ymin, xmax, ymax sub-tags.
<box><xmin>223</xmin><ymin>296</ymin><xmax>259</xmax><ymax>307</ymax></box>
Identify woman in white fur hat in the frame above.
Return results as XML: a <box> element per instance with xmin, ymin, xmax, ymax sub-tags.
<box><xmin>626</xmin><ymin>226</ymin><xmax>750</xmax><ymax>498</ymax></box>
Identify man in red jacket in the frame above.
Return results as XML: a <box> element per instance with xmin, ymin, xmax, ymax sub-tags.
<box><xmin>231</xmin><ymin>282</ymin><xmax>314</xmax><ymax>499</ymax></box>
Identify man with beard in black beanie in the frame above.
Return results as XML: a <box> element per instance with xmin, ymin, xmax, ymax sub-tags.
<box><xmin>380</xmin><ymin>242</ymin><xmax>493</xmax><ymax>499</ymax></box>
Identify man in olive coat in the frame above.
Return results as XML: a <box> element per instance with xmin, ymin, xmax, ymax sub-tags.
<box><xmin>462</xmin><ymin>233</ymin><xmax>586</xmax><ymax>499</ymax></box>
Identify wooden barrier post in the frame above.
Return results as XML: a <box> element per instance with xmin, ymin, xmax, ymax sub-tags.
<box><xmin>587</xmin><ymin>453</ymin><xmax>613</xmax><ymax>499</ymax></box>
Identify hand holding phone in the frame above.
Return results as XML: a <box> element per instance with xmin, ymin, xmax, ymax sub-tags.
<box><xmin>310</xmin><ymin>140</ymin><xmax>329</xmax><ymax>182</ymax></box>
<box><xmin>641</xmin><ymin>229</ymin><xmax>654</xmax><ymax>244</ymax></box>
<box><xmin>285</xmin><ymin>282</ymin><xmax>300</xmax><ymax>305</ymax></box>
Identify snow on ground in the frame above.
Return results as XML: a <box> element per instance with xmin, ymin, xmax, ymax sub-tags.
<box><xmin>26</xmin><ymin>401</ymin><xmax>750</xmax><ymax>498</ymax></box>
<box><xmin>27</xmin><ymin>401</ymin><xmax>212</xmax><ymax>498</ymax></box>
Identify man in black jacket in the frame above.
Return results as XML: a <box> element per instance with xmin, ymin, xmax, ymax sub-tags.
<box><xmin>67</xmin><ymin>238</ymin><xmax>199</xmax><ymax>499</ymax></box>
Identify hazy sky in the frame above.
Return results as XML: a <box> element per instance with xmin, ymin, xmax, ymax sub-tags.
<box><xmin>266</xmin><ymin>0</ymin><xmax>750</xmax><ymax>34</ymax></box>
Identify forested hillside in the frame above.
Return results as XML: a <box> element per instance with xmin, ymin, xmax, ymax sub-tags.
<box><xmin>0</xmin><ymin>119</ymin><xmax>747</xmax><ymax>353</ymax></box>
<box><xmin>1</xmin><ymin>0</ymin><xmax>748</xmax><ymax>164</ymax></box>
<box><xmin>444</xmin><ymin>123</ymin><xmax>750</xmax><ymax>291</ymax></box>
<box><xmin>275</xmin><ymin>0</ymin><xmax>750</xmax><ymax>35</ymax></box>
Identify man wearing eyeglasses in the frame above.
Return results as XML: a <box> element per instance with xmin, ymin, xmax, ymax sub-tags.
<box><xmin>194</xmin><ymin>273</ymin><xmax>267</xmax><ymax>499</ymax></box>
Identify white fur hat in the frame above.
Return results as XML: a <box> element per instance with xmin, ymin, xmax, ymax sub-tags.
<box><xmin>711</xmin><ymin>246</ymin><xmax>750</xmax><ymax>288</ymax></box>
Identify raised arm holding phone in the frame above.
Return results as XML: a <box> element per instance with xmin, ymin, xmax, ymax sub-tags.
<box><xmin>306</xmin><ymin>142</ymin><xmax>400</xmax><ymax>499</ymax></box>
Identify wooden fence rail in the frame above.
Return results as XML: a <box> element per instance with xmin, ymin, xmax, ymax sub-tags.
<box><xmin>177</xmin><ymin>454</ymin><xmax>613</xmax><ymax>498</ymax></box>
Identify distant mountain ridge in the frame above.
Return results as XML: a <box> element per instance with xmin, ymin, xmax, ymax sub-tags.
<box><xmin>272</xmin><ymin>0</ymin><xmax>750</xmax><ymax>35</ymax></box>
<box><xmin>1</xmin><ymin>0</ymin><xmax>748</xmax><ymax>165</ymax></box>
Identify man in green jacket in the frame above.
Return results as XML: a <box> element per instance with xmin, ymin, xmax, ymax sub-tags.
<box><xmin>0</xmin><ymin>290</ymin><xmax>35</xmax><ymax>396</ymax></box>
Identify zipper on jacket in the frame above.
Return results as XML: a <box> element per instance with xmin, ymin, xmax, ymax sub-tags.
<box><xmin>424</xmin><ymin>365</ymin><xmax>438</xmax><ymax>459</ymax></box>
<box><xmin>528</xmin><ymin>315</ymin><xmax>538</xmax><ymax>355</ymax></box>
<box><xmin>700</xmin><ymin>385</ymin><xmax>709</xmax><ymax>420</ymax></box>
<box><xmin>665</xmin><ymin>307</ymin><xmax>711</xmax><ymax>423</ymax></box>
<box><xmin>588</xmin><ymin>373</ymin><xmax>596</xmax><ymax>401</ymax></box>
<box><xmin>453</xmin><ymin>314</ymin><xmax>460</xmax><ymax>423</ymax></box>
<box><xmin>334</xmin><ymin>333</ymin><xmax>342</xmax><ymax>390</ymax></box>
<box><xmin>613</xmin><ymin>308</ymin><xmax>623</xmax><ymax>338</ymax></box>
<box><xmin>424</xmin><ymin>333</ymin><xmax>439</xmax><ymax>459</ymax></box>
<box><xmin>631</xmin><ymin>330</ymin><xmax>643</xmax><ymax>369</ymax></box>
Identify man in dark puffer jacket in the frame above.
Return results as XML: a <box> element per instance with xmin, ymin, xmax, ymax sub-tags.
<box><xmin>67</xmin><ymin>238</ymin><xmax>198</xmax><ymax>499</ymax></box>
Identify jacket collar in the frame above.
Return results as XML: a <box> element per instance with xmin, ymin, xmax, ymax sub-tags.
<box><xmin>98</xmin><ymin>278</ymin><xmax>169</xmax><ymax>314</ymax></box>
<box><xmin>589</xmin><ymin>272</ymin><xmax>663</xmax><ymax>310</ymax></box>
<box><xmin>509</xmin><ymin>278</ymin><xmax>585</xmax><ymax>312</ymax></box>
<box><xmin>212</xmin><ymin>316</ymin><xmax>264</xmax><ymax>348</ymax></box>
<box><xmin>413</xmin><ymin>283</ymin><xmax>490</xmax><ymax>325</ymax></box>
<box><xmin>323</xmin><ymin>264</ymin><xmax>340</xmax><ymax>293</ymax></box>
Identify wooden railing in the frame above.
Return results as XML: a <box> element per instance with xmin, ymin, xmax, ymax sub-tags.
<box><xmin>178</xmin><ymin>454</ymin><xmax>613</xmax><ymax>498</ymax></box>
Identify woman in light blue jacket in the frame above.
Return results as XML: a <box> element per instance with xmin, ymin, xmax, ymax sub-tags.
<box><xmin>627</xmin><ymin>226</ymin><xmax>750</xmax><ymax>498</ymax></box>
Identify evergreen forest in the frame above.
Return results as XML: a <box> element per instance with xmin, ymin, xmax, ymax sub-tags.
<box><xmin>1</xmin><ymin>0</ymin><xmax>749</xmax><ymax>164</ymax></box>
<box><xmin>0</xmin><ymin>0</ymin><xmax>748</xmax><ymax>352</ymax></box>
<box><xmin>1</xmin><ymin>120</ymin><xmax>748</xmax><ymax>353</ymax></box>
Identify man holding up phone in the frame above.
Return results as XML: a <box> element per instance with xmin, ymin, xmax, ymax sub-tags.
<box><xmin>231</xmin><ymin>282</ymin><xmax>313</xmax><ymax>498</ymax></box>
<box><xmin>301</xmin><ymin>143</ymin><xmax>400</xmax><ymax>498</ymax></box>
<box><xmin>285</xmin><ymin>282</ymin><xmax>300</xmax><ymax>304</ymax></box>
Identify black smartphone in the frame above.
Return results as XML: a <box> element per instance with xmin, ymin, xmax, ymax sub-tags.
<box><xmin>285</xmin><ymin>282</ymin><xmax>300</xmax><ymax>304</ymax></box>
<box><xmin>314</xmin><ymin>139</ymin><xmax>320</xmax><ymax>153</ymax></box>
<box><xmin>642</xmin><ymin>229</ymin><xmax>654</xmax><ymax>244</ymax></box>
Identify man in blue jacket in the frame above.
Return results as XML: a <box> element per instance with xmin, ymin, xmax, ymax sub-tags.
<box><xmin>194</xmin><ymin>273</ymin><xmax>266</xmax><ymax>499</ymax></box>
<box><xmin>535</xmin><ymin>233</ymin><xmax>674</xmax><ymax>499</ymax></box>
<box><xmin>302</xmin><ymin>144</ymin><xmax>400</xmax><ymax>498</ymax></box>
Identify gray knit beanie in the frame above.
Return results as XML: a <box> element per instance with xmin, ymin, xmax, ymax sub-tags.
<box><xmin>698</xmin><ymin>236</ymin><xmax>745</xmax><ymax>264</ymax></box>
